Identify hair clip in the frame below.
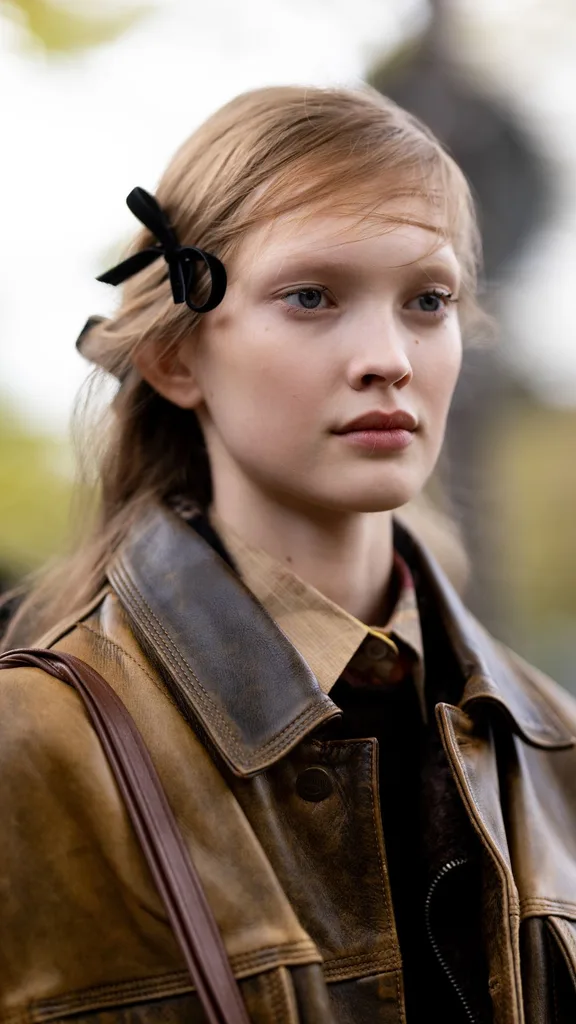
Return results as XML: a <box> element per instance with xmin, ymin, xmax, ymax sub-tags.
<box><xmin>97</xmin><ymin>187</ymin><xmax>227</xmax><ymax>313</ymax></box>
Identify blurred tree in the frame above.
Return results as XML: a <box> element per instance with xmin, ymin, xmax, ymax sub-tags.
<box><xmin>0</xmin><ymin>404</ymin><xmax>72</xmax><ymax>577</ymax></box>
<box><xmin>0</xmin><ymin>0</ymin><xmax>154</xmax><ymax>605</ymax></box>
<box><xmin>1</xmin><ymin>0</ymin><xmax>151</xmax><ymax>55</ymax></box>
<box><xmin>495</xmin><ymin>401</ymin><xmax>576</xmax><ymax>693</ymax></box>
<box><xmin>368</xmin><ymin>1</ymin><xmax>550</xmax><ymax>278</ymax></box>
<box><xmin>367</xmin><ymin>0</ymin><xmax>551</xmax><ymax>637</ymax></box>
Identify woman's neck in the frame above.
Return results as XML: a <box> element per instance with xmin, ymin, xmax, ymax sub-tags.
<box><xmin>211</xmin><ymin>489</ymin><xmax>396</xmax><ymax>626</ymax></box>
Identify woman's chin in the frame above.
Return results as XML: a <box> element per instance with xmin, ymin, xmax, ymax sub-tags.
<box><xmin>313</xmin><ymin>482</ymin><xmax>421</xmax><ymax>515</ymax></box>
<box><xmin>251</xmin><ymin>462</ymin><xmax>427</xmax><ymax>516</ymax></box>
<box><xmin>340</xmin><ymin>493</ymin><xmax>414</xmax><ymax>514</ymax></box>
<box><xmin>318</xmin><ymin>467</ymin><xmax>424</xmax><ymax>514</ymax></box>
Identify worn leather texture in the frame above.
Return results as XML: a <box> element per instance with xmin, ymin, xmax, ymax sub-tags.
<box><xmin>1</xmin><ymin>501</ymin><xmax>576</xmax><ymax>1023</ymax></box>
<box><xmin>0</xmin><ymin>648</ymin><xmax>249</xmax><ymax>1024</ymax></box>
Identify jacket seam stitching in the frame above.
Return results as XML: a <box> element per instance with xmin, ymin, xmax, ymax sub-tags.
<box><xmin>75</xmin><ymin>623</ymin><xmax>180</xmax><ymax>710</ymax></box>
<box><xmin>396</xmin><ymin>968</ymin><xmax>407</xmax><ymax>1024</ymax></box>
<box><xmin>521</xmin><ymin>898</ymin><xmax>576</xmax><ymax>917</ymax></box>
<box><xmin>322</xmin><ymin>956</ymin><xmax>400</xmax><ymax>982</ymax></box>
<box><xmin>367</xmin><ymin>744</ymin><xmax>398</xmax><ymax>967</ymax></box>
<box><xmin>128</xmin><ymin>566</ymin><xmax>328</xmax><ymax>754</ymax></box>
<box><xmin>231</xmin><ymin>941</ymin><xmax>320</xmax><ymax>971</ymax></box>
<box><xmin>114</xmin><ymin>565</ymin><xmax>244</xmax><ymax>751</ymax></box>
<box><xmin>24</xmin><ymin>942</ymin><xmax>321</xmax><ymax>1021</ymax></box>
<box><xmin>28</xmin><ymin>973</ymin><xmax>192</xmax><ymax>1017</ymax></box>
<box><xmin>322</xmin><ymin>949</ymin><xmax>397</xmax><ymax>969</ymax></box>
<box><xmin>441</xmin><ymin>710</ymin><xmax>520</xmax><ymax>1024</ymax></box>
<box><xmin>115</xmin><ymin>564</ymin><xmax>332</xmax><ymax>765</ymax></box>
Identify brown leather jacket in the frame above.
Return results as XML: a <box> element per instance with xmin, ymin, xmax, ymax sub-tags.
<box><xmin>1</xmin><ymin>502</ymin><xmax>575</xmax><ymax>1024</ymax></box>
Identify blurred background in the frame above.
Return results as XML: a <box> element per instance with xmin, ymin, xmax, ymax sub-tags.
<box><xmin>0</xmin><ymin>0</ymin><xmax>574</xmax><ymax>690</ymax></box>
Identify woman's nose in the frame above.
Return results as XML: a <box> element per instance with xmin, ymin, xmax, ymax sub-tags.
<box><xmin>346</xmin><ymin>325</ymin><xmax>414</xmax><ymax>391</ymax></box>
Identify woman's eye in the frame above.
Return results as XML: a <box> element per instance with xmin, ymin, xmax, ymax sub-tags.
<box><xmin>405</xmin><ymin>290</ymin><xmax>454</xmax><ymax>316</ymax></box>
<box><xmin>282</xmin><ymin>287</ymin><xmax>328</xmax><ymax>311</ymax></box>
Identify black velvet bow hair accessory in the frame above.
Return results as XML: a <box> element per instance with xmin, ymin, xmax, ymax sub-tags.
<box><xmin>97</xmin><ymin>187</ymin><xmax>227</xmax><ymax>313</ymax></box>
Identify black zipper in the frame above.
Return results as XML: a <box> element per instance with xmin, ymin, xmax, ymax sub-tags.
<box><xmin>425</xmin><ymin>857</ymin><xmax>479</xmax><ymax>1024</ymax></box>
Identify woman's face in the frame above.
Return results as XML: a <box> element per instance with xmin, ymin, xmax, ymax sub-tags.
<box><xmin>182</xmin><ymin>203</ymin><xmax>463</xmax><ymax>515</ymax></box>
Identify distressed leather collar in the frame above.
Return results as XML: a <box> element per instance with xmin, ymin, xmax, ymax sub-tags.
<box><xmin>108</xmin><ymin>502</ymin><xmax>340</xmax><ymax>777</ymax></box>
<box><xmin>394</xmin><ymin>520</ymin><xmax>574</xmax><ymax>751</ymax></box>
<box><xmin>108</xmin><ymin>502</ymin><xmax>573</xmax><ymax>778</ymax></box>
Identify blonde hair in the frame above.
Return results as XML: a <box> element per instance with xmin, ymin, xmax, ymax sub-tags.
<box><xmin>5</xmin><ymin>84</ymin><xmax>481</xmax><ymax>647</ymax></box>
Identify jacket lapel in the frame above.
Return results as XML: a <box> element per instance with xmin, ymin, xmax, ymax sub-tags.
<box><xmin>108</xmin><ymin>502</ymin><xmax>340</xmax><ymax>778</ymax></box>
<box><xmin>395</xmin><ymin>521</ymin><xmax>576</xmax><ymax>1023</ymax></box>
<box><xmin>393</xmin><ymin>520</ymin><xmax>574</xmax><ymax>751</ymax></box>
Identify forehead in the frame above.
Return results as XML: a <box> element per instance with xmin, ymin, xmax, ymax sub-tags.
<box><xmin>235</xmin><ymin>198</ymin><xmax>460</xmax><ymax>280</ymax></box>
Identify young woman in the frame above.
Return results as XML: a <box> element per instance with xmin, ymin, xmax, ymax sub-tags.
<box><xmin>1</xmin><ymin>86</ymin><xmax>575</xmax><ymax>1024</ymax></box>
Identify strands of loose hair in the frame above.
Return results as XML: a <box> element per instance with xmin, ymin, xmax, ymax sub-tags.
<box><xmin>4</xmin><ymin>84</ymin><xmax>482</xmax><ymax>648</ymax></box>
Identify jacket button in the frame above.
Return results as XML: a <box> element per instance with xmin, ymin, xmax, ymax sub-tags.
<box><xmin>365</xmin><ymin>638</ymin><xmax>395</xmax><ymax>662</ymax></box>
<box><xmin>296</xmin><ymin>767</ymin><xmax>334</xmax><ymax>802</ymax></box>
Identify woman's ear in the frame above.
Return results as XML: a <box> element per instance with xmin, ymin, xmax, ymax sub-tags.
<box><xmin>133</xmin><ymin>336</ymin><xmax>203</xmax><ymax>409</ymax></box>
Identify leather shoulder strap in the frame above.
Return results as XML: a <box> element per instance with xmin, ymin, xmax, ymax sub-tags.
<box><xmin>0</xmin><ymin>648</ymin><xmax>249</xmax><ymax>1024</ymax></box>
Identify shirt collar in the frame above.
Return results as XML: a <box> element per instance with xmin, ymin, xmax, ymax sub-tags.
<box><xmin>211</xmin><ymin>512</ymin><xmax>424</xmax><ymax>704</ymax></box>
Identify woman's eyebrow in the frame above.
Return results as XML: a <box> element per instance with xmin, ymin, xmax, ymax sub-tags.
<box><xmin>413</xmin><ymin>257</ymin><xmax>461</xmax><ymax>287</ymax></box>
<box><xmin>258</xmin><ymin>253</ymin><xmax>461</xmax><ymax>289</ymax></box>
<box><xmin>260</xmin><ymin>253</ymin><xmax>354</xmax><ymax>282</ymax></box>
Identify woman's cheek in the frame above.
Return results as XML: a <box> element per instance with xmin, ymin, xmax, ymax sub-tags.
<box><xmin>416</xmin><ymin>332</ymin><xmax>461</xmax><ymax>396</ymax></box>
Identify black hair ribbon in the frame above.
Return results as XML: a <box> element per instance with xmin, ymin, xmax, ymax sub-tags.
<box><xmin>97</xmin><ymin>187</ymin><xmax>227</xmax><ymax>313</ymax></box>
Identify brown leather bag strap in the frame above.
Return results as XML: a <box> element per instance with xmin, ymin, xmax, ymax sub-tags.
<box><xmin>0</xmin><ymin>648</ymin><xmax>250</xmax><ymax>1024</ymax></box>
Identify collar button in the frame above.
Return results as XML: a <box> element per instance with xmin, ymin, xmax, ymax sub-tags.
<box><xmin>365</xmin><ymin>638</ymin><xmax>394</xmax><ymax>662</ymax></box>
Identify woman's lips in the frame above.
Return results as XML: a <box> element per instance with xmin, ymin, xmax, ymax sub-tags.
<box><xmin>333</xmin><ymin>410</ymin><xmax>418</xmax><ymax>451</ymax></box>
<box><xmin>335</xmin><ymin>409</ymin><xmax>417</xmax><ymax>432</ymax></box>
<box><xmin>336</xmin><ymin>428</ymin><xmax>415</xmax><ymax>451</ymax></box>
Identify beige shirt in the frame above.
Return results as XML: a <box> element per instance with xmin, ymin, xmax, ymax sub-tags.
<box><xmin>212</xmin><ymin>513</ymin><xmax>427</xmax><ymax>719</ymax></box>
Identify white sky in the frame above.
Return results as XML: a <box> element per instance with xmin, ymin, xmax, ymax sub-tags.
<box><xmin>0</xmin><ymin>0</ymin><xmax>575</xmax><ymax>434</ymax></box>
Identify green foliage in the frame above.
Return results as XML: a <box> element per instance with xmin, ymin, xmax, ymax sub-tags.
<box><xmin>0</xmin><ymin>407</ymin><xmax>73</xmax><ymax>576</ymax></box>
<box><xmin>0</xmin><ymin>0</ymin><xmax>152</xmax><ymax>569</ymax></box>
<box><xmin>1</xmin><ymin>0</ymin><xmax>152</xmax><ymax>55</ymax></box>
<box><xmin>495</xmin><ymin>404</ymin><xmax>576</xmax><ymax>624</ymax></box>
